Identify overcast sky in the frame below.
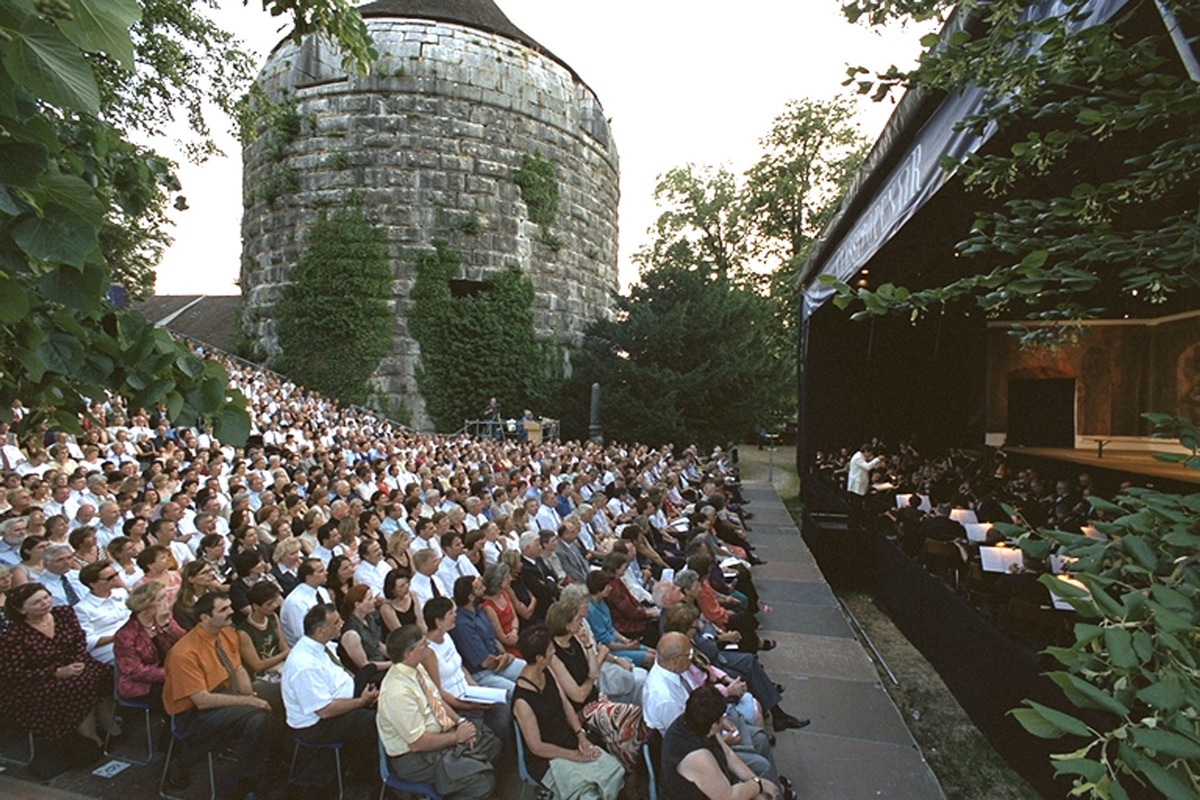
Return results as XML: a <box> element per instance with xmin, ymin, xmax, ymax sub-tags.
<box><xmin>152</xmin><ymin>1</ymin><xmax>928</xmax><ymax>295</ymax></box>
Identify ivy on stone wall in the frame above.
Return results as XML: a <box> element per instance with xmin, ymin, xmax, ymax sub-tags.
<box><xmin>408</xmin><ymin>241</ymin><xmax>562</xmax><ymax>431</ymax></box>
<box><xmin>274</xmin><ymin>206</ymin><xmax>392</xmax><ymax>405</ymax></box>
<box><xmin>513</xmin><ymin>152</ymin><xmax>559</xmax><ymax>240</ymax></box>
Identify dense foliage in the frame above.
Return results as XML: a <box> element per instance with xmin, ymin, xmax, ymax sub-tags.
<box><xmin>408</xmin><ymin>241</ymin><xmax>561</xmax><ymax>431</ymax></box>
<box><xmin>829</xmin><ymin>0</ymin><xmax>1200</xmax><ymax>345</ymax></box>
<box><xmin>567</xmin><ymin>262</ymin><xmax>789</xmax><ymax>449</ymax></box>
<box><xmin>274</xmin><ymin>207</ymin><xmax>392</xmax><ymax>405</ymax></box>
<box><xmin>0</xmin><ymin>0</ymin><xmax>372</xmax><ymax>441</ymax></box>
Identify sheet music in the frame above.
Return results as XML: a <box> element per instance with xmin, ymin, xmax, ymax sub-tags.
<box><xmin>979</xmin><ymin>546</ymin><xmax>1023</xmax><ymax>573</ymax></box>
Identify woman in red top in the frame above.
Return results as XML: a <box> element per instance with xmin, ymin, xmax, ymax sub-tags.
<box><xmin>601</xmin><ymin>552</ymin><xmax>660</xmax><ymax>647</ymax></box>
<box><xmin>112</xmin><ymin>581</ymin><xmax>187</xmax><ymax>708</ymax></box>
<box><xmin>480</xmin><ymin>562</ymin><xmax>521</xmax><ymax>656</ymax></box>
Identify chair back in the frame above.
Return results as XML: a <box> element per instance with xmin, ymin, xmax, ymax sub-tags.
<box><xmin>376</xmin><ymin>738</ymin><xmax>442</xmax><ymax>800</ymax></box>
<box><xmin>512</xmin><ymin>719</ymin><xmax>541</xmax><ymax>788</ymax></box>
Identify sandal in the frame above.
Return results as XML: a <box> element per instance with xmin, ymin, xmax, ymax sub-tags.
<box><xmin>759</xmin><ymin>638</ymin><xmax>777</xmax><ymax>651</ymax></box>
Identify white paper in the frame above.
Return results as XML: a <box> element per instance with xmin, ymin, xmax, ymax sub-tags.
<box><xmin>93</xmin><ymin>760</ymin><xmax>132</xmax><ymax>778</ymax></box>
<box><xmin>895</xmin><ymin>493</ymin><xmax>932</xmax><ymax>512</ymax></box>
<box><xmin>979</xmin><ymin>546</ymin><xmax>1024</xmax><ymax>574</ymax></box>
<box><xmin>462</xmin><ymin>685</ymin><xmax>507</xmax><ymax>705</ymax></box>
<box><xmin>963</xmin><ymin>522</ymin><xmax>993</xmax><ymax>543</ymax></box>
<box><xmin>949</xmin><ymin>508</ymin><xmax>978</xmax><ymax>525</ymax></box>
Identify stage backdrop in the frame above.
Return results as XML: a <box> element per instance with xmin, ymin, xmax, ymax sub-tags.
<box><xmin>985</xmin><ymin>311</ymin><xmax>1200</xmax><ymax>447</ymax></box>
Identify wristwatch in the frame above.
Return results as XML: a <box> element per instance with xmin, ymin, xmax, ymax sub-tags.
<box><xmin>754</xmin><ymin>776</ymin><xmax>763</xmax><ymax>793</ymax></box>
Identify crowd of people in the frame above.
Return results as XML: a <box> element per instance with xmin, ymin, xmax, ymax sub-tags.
<box><xmin>814</xmin><ymin>437</ymin><xmax>1123</xmax><ymax>637</ymax></box>
<box><xmin>0</xmin><ymin>349</ymin><xmax>806</xmax><ymax>800</ymax></box>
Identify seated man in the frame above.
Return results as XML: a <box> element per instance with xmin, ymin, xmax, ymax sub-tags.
<box><xmin>449</xmin><ymin>575</ymin><xmax>524</xmax><ymax>691</ymax></box>
<box><xmin>378</xmin><ymin>624</ymin><xmax>501</xmax><ymax>800</ymax></box>
<box><xmin>281</xmin><ymin>603</ymin><xmax>379</xmax><ymax>788</ymax></box>
<box><xmin>162</xmin><ymin>592</ymin><xmax>274</xmax><ymax>796</ymax></box>
<box><xmin>74</xmin><ymin>559</ymin><xmax>129</xmax><ymax>664</ymax></box>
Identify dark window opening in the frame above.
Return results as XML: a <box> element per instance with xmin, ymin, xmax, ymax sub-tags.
<box><xmin>450</xmin><ymin>279</ymin><xmax>489</xmax><ymax>298</ymax></box>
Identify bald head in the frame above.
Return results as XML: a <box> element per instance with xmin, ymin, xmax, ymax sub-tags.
<box><xmin>656</xmin><ymin>632</ymin><xmax>691</xmax><ymax>674</ymax></box>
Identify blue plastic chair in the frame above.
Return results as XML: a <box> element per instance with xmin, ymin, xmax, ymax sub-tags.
<box><xmin>160</xmin><ymin>715</ymin><xmax>217</xmax><ymax>800</ymax></box>
<box><xmin>289</xmin><ymin>737</ymin><xmax>345</xmax><ymax>800</ymax></box>
<box><xmin>512</xmin><ymin>720</ymin><xmax>549</xmax><ymax>800</ymax></box>
<box><xmin>376</xmin><ymin>738</ymin><xmax>442</xmax><ymax>800</ymax></box>
<box><xmin>105</xmin><ymin>676</ymin><xmax>156</xmax><ymax>765</ymax></box>
<box><xmin>643</xmin><ymin>740</ymin><xmax>658</xmax><ymax>800</ymax></box>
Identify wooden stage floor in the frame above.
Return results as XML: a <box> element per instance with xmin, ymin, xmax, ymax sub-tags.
<box><xmin>1008</xmin><ymin>446</ymin><xmax>1200</xmax><ymax>487</ymax></box>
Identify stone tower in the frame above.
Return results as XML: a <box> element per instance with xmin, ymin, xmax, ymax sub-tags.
<box><xmin>240</xmin><ymin>0</ymin><xmax>620</xmax><ymax>429</ymax></box>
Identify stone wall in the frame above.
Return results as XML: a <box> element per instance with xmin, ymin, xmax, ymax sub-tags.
<box><xmin>241</xmin><ymin>19</ymin><xmax>620</xmax><ymax>429</ymax></box>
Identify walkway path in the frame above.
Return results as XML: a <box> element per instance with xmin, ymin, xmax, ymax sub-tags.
<box><xmin>742</xmin><ymin>479</ymin><xmax>945</xmax><ymax>799</ymax></box>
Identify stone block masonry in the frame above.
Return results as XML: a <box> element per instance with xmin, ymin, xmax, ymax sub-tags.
<box><xmin>241</xmin><ymin>17</ymin><xmax>619</xmax><ymax>430</ymax></box>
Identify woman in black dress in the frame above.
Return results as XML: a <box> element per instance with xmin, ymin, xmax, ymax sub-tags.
<box><xmin>662</xmin><ymin>684</ymin><xmax>781</xmax><ymax>800</ymax></box>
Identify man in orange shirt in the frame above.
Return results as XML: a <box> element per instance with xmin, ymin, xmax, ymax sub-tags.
<box><xmin>163</xmin><ymin>591</ymin><xmax>274</xmax><ymax>796</ymax></box>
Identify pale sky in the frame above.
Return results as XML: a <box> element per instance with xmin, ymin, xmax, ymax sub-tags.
<box><xmin>153</xmin><ymin>1</ymin><xmax>928</xmax><ymax>295</ymax></box>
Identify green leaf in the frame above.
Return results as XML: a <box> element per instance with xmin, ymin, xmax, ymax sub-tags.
<box><xmin>11</xmin><ymin>204</ymin><xmax>97</xmax><ymax>267</ymax></box>
<box><xmin>1130</xmin><ymin>727</ymin><xmax>1200</xmax><ymax>759</ymax></box>
<box><xmin>1021</xmin><ymin>249</ymin><xmax>1049</xmax><ymax>269</ymax></box>
<box><xmin>1103</xmin><ymin>628</ymin><xmax>1137</xmax><ymax>670</ymax></box>
<box><xmin>1121</xmin><ymin>535</ymin><xmax>1158</xmax><ymax>572</ymax></box>
<box><xmin>38</xmin><ymin>262</ymin><xmax>106</xmax><ymax>313</ymax></box>
<box><xmin>57</xmin><ymin>0</ymin><xmax>140</xmax><ymax>71</ymax></box>
<box><xmin>1089</xmin><ymin>496</ymin><xmax>1126</xmax><ymax>515</ymax></box>
<box><xmin>38</xmin><ymin>172</ymin><xmax>105</xmax><ymax>222</ymax></box>
<box><xmin>1138</xmin><ymin>678</ymin><xmax>1184</xmax><ymax>711</ymax></box>
<box><xmin>3</xmin><ymin>14</ymin><xmax>100</xmax><ymax>113</ymax></box>
<box><xmin>1052</xmin><ymin>757</ymin><xmax>1105</xmax><ymax>783</ymax></box>
<box><xmin>0</xmin><ymin>141</ymin><xmax>47</xmax><ymax>186</ymax></box>
<box><xmin>1047</xmin><ymin>671</ymin><xmax>1130</xmax><ymax>716</ymax></box>
<box><xmin>36</xmin><ymin>330</ymin><xmax>86</xmax><ymax>374</ymax></box>
<box><xmin>1011</xmin><ymin>701</ymin><xmax>1091</xmax><ymax>739</ymax></box>
<box><xmin>213</xmin><ymin>405</ymin><xmax>250</xmax><ymax>447</ymax></box>
<box><xmin>1117</xmin><ymin>743</ymin><xmax>1195</xmax><ymax>800</ymax></box>
<box><xmin>0</xmin><ymin>272</ymin><xmax>29</xmax><ymax>322</ymax></box>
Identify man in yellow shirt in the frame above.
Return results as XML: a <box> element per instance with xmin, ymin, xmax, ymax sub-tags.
<box><xmin>377</xmin><ymin>625</ymin><xmax>500</xmax><ymax>800</ymax></box>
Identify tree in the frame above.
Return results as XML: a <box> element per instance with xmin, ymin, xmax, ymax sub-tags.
<box><xmin>829</xmin><ymin>2</ymin><xmax>1200</xmax><ymax>796</ymax></box>
<box><xmin>831</xmin><ymin>0</ymin><xmax>1200</xmax><ymax>344</ymax></box>
<box><xmin>0</xmin><ymin>0</ymin><xmax>373</xmax><ymax>440</ymax></box>
<box><xmin>275</xmin><ymin>206</ymin><xmax>392</xmax><ymax>405</ymax></box>
<box><xmin>570</xmin><ymin>263</ymin><xmax>789</xmax><ymax>449</ymax></box>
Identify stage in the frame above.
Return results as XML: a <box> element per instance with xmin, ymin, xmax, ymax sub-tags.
<box><xmin>1006</xmin><ymin>446</ymin><xmax>1200</xmax><ymax>491</ymax></box>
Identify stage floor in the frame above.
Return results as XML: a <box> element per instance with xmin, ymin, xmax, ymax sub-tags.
<box><xmin>1009</xmin><ymin>446</ymin><xmax>1200</xmax><ymax>487</ymax></box>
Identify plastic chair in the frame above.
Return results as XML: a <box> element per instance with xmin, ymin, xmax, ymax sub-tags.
<box><xmin>643</xmin><ymin>741</ymin><xmax>658</xmax><ymax>800</ymax></box>
<box><xmin>376</xmin><ymin>738</ymin><xmax>441</xmax><ymax>800</ymax></box>
<box><xmin>289</xmin><ymin>737</ymin><xmax>345</xmax><ymax>800</ymax></box>
<box><xmin>512</xmin><ymin>720</ymin><xmax>549</xmax><ymax>800</ymax></box>
<box><xmin>160</xmin><ymin>715</ymin><xmax>217</xmax><ymax>800</ymax></box>
<box><xmin>105</xmin><ymin>677</ymin><xmax>156</xmax><ymax>765</ymax></box>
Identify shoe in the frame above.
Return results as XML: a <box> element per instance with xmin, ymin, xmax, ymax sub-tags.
<box><xmin>767</xmin><ymin>734</ymin><xmax>776</xmax><ymax>746</ymax></box>
<box><xmin>166</xmin><ymin>760</ymin><xmax>190</xmax><ymax>789</ymax></box>
<box><xmin>758</xmin><ymin>638</ymin><xmax>777</xmax><ymax>651</ymax></box>
<box><xmin>749</xmin><ymin>556</ymin><xmax>766</xmax><ymax>566</ymax></box>
<box><xmin>775</xmin><ymin>682</ymin><xmax>786</xmax><ymax>694</ymax></box>
<box><xmin>779</xmin><ymin>776</ymin><xmax>792</xmax><ymax>791</ymax></box>
<box><xmin>772</xmin><ymin>713</ymin><xmax>810</xmax><ymax>732</ymax></box>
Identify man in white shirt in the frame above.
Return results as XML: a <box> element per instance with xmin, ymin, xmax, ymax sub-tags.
<box><xmin>74</xmin><ymin>560</ymin><xmax>129</xmax><ymax>663</ymax></box>
<box><xmin>408</xmin><ymin>518</ymin><xmax>442</xmax><ymax>557</ymax></box>
<box><xmin>846</xmin><ymin>444</ymin><xmax>884</xmax><ymax>528</ymax></box>
<box><xmin>94</xmin><ymin>501</ymin><xmax>124</xmax><ymax>549</ymax></box>
<box><xmin>354</xmin><ymin>540</ymin><xmax>391</xmax><ymax>596</ymax></box>
<box><xmin>280</xmin><ymin>559</ymin><xmax>332</xmax><ymax>646</ymax></box>
<box><xmin>409</xmin><ymin>549</ymin><xmax>448</xmax><ymax>608</ymax></box>
<box><xmin>34</xmin><ymin>544</ymin><xmax>85</xmax><ymax>606</ymax></box>
<box><xmin>281</xmin><ymin>603</ymin><xmax>379</xmax><ymax>787</ymax></box>
<box><xmin>463</xmin><ymin>497</ymin><xmax>488</xmax><ymax>532</ymax></box>
<box><xmin>533</xmin><ymin>490</ymin><xmax>561</xmax><ymax>533</ymax></box>
<box><xmin>43</xmin><ymin>483</ymin><xmax>79</xmax><ymax>521</ymax></box>
<box><xmin>435</xmin><ymin>532</ymin><xmax>478</xmax><ymax>591</ymax></box>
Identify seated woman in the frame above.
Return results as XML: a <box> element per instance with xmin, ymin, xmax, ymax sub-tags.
<box><xmin>326</xmin><ymin>553</ymin><xmax>356</xmax><ymax>611</ymax></box>
<box><xmin>663</xmin><ymin>684</ymin><xmax>783</xmax><ymax>800</ymax></box>
<box><xmin>600</xmin><ymin>552</ymin><xmax>661</xmax><ymax>648</ymax></box>
<box><xmin>585</xmin><ymin>570</ymin><xmax>655</xmax><ymax>668</ymax></box>
<box><xmin>106</xmin><ymin>535</ymin><xmax>144</xmax><ymax>591</ymax></box>
<box><xmin>419</xmin><ymin>596</ymin><xmax>510</xmax><ymax>740</ymax></box>
<box><xmin>480</xmin><ymin>562</ymin><xmax>520</xmax><ymax>656</ymax></box>
<box><xmin>513</xmin><ymin>624</ymin><xmax>625</xmax><ymax>800</ymax></box>
<box><xmin>338</xmin><ymin>584</ymin><xmax>390</xmax><ymax>690</ymax></box>
<box><xmin>546</xmin><ymin>599</ymin><xmax>647</xmax><ymax>771</ymax></box>
<box><xmin>171</xmin><ymin>559</ymin><xmax>219</xmax><ymax>630</ymax></box>
<box><xmin>500</xmin><ymin>548</ymin><xmax>538</xmax><ymax>628</ymax></box>
<box><xmin>235</xmin><ymin>580</ymin><xmax>288</xmax><ymax>714</ymax></box>
<box><xmin>112</xmin><ymin>581</ymin><xmax>186</xmax><ymax>708</ymax></box>
<box><xmin>0</xmin><ymin>583</ymin><xmax>114</xmax><ymax>766</ymax></box>
<box><xmin>559</xmin><ymin>584</ymin><xmax>647</xmax><ymax>708</ymax></box>
<box><xmin>69</xmin><ymin>525</ymin><xmax>101</xmax><ymax>568</ymax></box>
<box><xmin>9</xmin><ymin>534</ymin><xmax>49</xmax><ymax>587</ymax></box>
<box><xmin>135</xmin><ymin>544</ymin><xmax>181</xmax><ymax>606</ymax></box>
<box><xmin>378</xmin><ymin>567</ymin><xmax>423</xmax><ymax>634</ymax></box>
